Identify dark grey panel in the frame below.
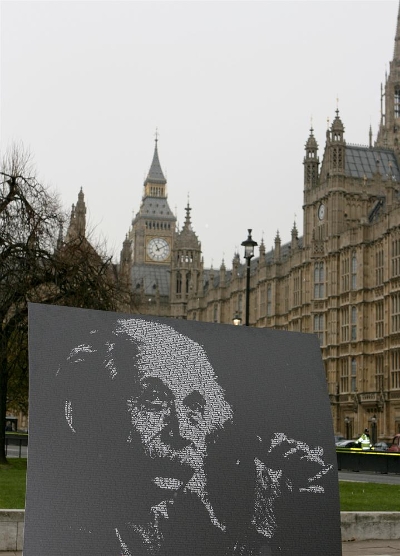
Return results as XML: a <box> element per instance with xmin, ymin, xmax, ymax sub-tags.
<box><xmin>25</xmin><ymin>303</ymin><xmax>342</xmax><ymax>555</ymax></box>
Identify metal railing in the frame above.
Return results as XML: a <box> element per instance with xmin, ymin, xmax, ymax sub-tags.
<box><xmin>5</xmin><ymin>434</ymin><xmax>28</xmax><ymax>458</ymax></box>
<box><xmin>337</xmin><ymin>448</ymin><xmax>400</xmax><ymax>474</ymax></box>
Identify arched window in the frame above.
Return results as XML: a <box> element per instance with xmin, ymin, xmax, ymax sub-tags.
<box><xmin>395</xmin><ymin>87</ymin><xmax>400</xmax><ymax>118</ymax></box>
<box><xmin>351</xmin><ymin>306</ymin><xmax>357</xmax><ymax>340</ymax></box>
<box><xmin>351</xmin><ymin>252</ymin><xmax>357</xmax><ymax>290</ymax></box>
<box><xmin>340</xmin><ymin>359</ymin><xmax>349</xmax><ymax>393</ymax></box>
<box><xmin>351</xmin><ymin>358</ymin><xmax>357</xmax><ymax>392</ymax></box>
<box><xmin>186</xmin><ymin>272</ymin><xmax>191</xmax><ymax>295</ymax></box>
<box><xmin>213</xmin><ymin>304</ymin><xmax>218</xmax><ymax>323</ymax></box>
<box><xmin>313</xmin><ymin>314</ymin><xmax>324</xmax><ymax>344</ymax></box>
<box><xmin>267</xmin><ymin>284</ymin><xmax>272</xmax><ymax>316</ymax></box>
<box><xmin>314</xmin><ymin>262</ymin><xmax>324</xmax><ymax>298</ymax></box>
<box><xmin>176</xmin><ymin>272</ymin><xmax>182</xmax><ymax>294</ymax></box>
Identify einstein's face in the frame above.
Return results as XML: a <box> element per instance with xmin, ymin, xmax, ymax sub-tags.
<box><xmin>128</xmin><ymin>370</ymin><xmax>209</xmax><ymax>487</ymax></box>
<box><xmin>120</xmin><ymin>321</ymin><xmax>232</xmax><ymax>493</ymax></box>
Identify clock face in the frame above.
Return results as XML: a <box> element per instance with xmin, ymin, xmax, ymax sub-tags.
<box><xmin>318</xmin><ymin>204</ymin><xmax>325</xmax><ymax>221</ymax></box>
<box><xmin>147</xmin><ymin>237</ymin><xmax>170</xmax><ymax>262</ymax></box>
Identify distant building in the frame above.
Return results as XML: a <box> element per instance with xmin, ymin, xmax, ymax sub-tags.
<box><xmin>111</xmin><ymin>2</ymin><xmax>400</xmax><ymax>442</ymax></box>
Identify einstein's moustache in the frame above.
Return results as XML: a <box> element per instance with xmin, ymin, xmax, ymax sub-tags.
<box><xmin>145</xmin><ymin>440</ymin><xmax>206</xmax><ymax>469</ymax></box>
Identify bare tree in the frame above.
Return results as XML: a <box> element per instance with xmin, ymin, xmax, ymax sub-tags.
<box><xmin>0</xmin><ymin>144</ymin><xmax>131</xmax><ymax>463</ymax></box>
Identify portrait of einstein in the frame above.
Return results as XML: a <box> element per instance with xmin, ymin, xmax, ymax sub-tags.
<box><xmin>24</xmin><ymin>305</ymin><xmax>342</xmax><ymax>556</ymax></box>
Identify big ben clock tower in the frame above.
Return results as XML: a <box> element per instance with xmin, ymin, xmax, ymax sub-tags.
<box><xmin>127</xmin><ymin>137</ymin><xmax>177</xmax><ymax>314</ymax></box>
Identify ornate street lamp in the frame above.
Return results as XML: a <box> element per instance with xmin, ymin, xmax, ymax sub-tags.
<box><xmin>370</xmin><ymin>415</ymin><xmax>377</xmax><ymax>445</ymax></box>
<box><xmin>344</xmin><ymin>416</ymin><xmax>350</xmax><ymax>440</ymax></box>
<box><xmin>232</xmin><ymin>314</ymin><xmax>242</xmax><ymax>326</ymax></box>
<box><xmin>241</xmin><ymin>229</ymin><xmax>258</xmax><ymax>326</ymax></box>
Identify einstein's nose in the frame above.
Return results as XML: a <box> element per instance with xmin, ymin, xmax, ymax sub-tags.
<box><xmin>160</xmin><ymin>404</ymin><xmax>191</xmax><ymax>451</ymax></box>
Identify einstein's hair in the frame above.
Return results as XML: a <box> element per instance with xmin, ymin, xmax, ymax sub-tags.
<box><xmin>60</xmin><ymin>318</ymin><xmax>233</xmax><ymax>435</ymax></box>
<box><xmin>110</xmin><ymin>319</ymin><xmax>233</xmax><ymax>432</ymax></box>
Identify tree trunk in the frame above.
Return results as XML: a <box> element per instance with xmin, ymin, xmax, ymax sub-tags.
<box><xmin>0</xmin><ymin>330</ymin><xmax>9</xmax><ymax>464</ymax></box>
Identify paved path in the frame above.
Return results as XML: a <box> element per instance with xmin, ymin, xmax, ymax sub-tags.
<box><xmin>342</xmin><ymin>539</ymin><xmax>400</xmax><ymax>554</ymax></box>
<box><xmin>338</xmin><ymin>471</ymin><xmax>400</xmax><ymax>485</ymax></box>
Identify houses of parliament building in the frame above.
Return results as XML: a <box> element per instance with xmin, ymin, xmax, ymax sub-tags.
<box><xmin>69</xmin><ymin>4</ymin><xmax>400</xmax><ymax>443</ymax></box>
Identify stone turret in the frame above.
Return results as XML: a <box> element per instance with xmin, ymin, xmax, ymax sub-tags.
<box><xmin>274</xmin><ymin>231</ymin><xmax>281</xmax><ymax>263</ymax></box>
<box><xmin>65</xmin><ymin>188</ymin><xmax>87</xmax><ymax>242</ymax></box>
<box><xmin>328</xmin><ymin>110</ymin><xmax>346</xmax><ymax>176</ymax></box>
<box><xmin>170</xmin><ymin>202</ymin><xmax>202</xmax><ymax>318</ymax></box>
<box><xmin>291</xmin><ymin>222</ymin><xmax>299</xmax><ymax>251</ymax></box>
<box><xmin>304</xmin><ymin>127</ymin><xmax>319</xmax><ymax>189</ymax></box>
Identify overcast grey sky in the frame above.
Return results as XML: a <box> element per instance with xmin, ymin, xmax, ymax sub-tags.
<box><xmin>1</xmin><ymin>0</ymin><xmax>398</xmax><ymax>268</ymax></box>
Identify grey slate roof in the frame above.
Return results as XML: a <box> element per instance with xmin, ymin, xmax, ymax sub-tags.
<box><xmin>131</xmin><ymin>264</ymin><xmax>170</xmax><ymax>297</ymax></box>
<box><xmin>145</xmin><ymin>143</ymin><xmax>167</xmax><ymax>185</ymax></box>
<box><xmin>140</xmin><ymin>197</ymin><xmax>176</xmax><ymax>221</ymax></box>
<box><xmin>345</xmin><ymin>146</ymin><xmax>400</xmax><ymax>181</ymax></box>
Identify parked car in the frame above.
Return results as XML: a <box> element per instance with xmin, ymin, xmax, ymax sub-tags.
<box><xmin>372</xmin><ymin>441</ymin><xmax>389</xmax><ymax>452</ymax></box>
<box><xmin>388</xmin><ymin>434</ymin><xmax>400</xmax><ymax>453</ymax></box>
<box><xmin>334</xmin><ymin>435</ymin><xmax>345</xmax><ymax>445</ymax></box>
<box><xmin>335</xmin><ymin>440</ymin><xmax>360</xmax><ymax>449</ymax></box>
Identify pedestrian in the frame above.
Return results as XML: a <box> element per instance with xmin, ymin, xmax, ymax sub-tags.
<box><xmin>357</xmin><ymin>429</ymin><xmax>371</xmax><ymax>450</ymax></box>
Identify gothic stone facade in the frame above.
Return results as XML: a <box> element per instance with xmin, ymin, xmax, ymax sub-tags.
<box><xmin>184</xmin><ymin>6</ymin><xmax>400</xmax><ymax>443</ymax></box>
<box><xmin>121</xmin><ymin>4</ymin><xmax>400</xmax><ymax>442</ymax></box>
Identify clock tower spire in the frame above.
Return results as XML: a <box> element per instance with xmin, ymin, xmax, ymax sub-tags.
<box><xmin>143</xmin><ymin>133</ymin><xmax>167</xmax><ymax>198</ymax></box>
<box><xmin>129</xmin><ymin>136</ymin><xmax>175</xmax><ymax>265</ymax></box>
<box><xmin>127</xmin><ymin>135</ymin><xmax>177</xmax><ymax>315</ymax></box>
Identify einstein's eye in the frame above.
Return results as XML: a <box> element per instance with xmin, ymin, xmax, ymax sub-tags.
<box><xmin>138</xmin><ymin>378</ymin><xmax>172</xmax><ymax>411</ymax></box>
<box><xmin>183</xmin><ymin>391</ymin><xmax>206</xmax><ymax>419</ymax></box>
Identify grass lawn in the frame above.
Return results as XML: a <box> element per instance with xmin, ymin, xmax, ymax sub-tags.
<box><xmin>1</xmin><ymin>458</ymin><xmax>400</xmax><ymax>511</ymax></box>
<box><xmin>0</xmin><ymin>458</ymin><xmax>27</xmax><ymax>509</ymax></box>
<box><xmin>339</xmin><ymin>481</ymin><xmax>400</xmax><ymax>511</ymax></box>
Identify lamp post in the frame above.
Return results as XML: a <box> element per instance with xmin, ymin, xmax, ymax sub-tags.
<box><xmin>370</xmin><ymin>415</ymin><xmax>377</xmax><ymax>445</ymax></box>
<box><xmin>344</xmin><ymin>416</ymin><xmax>350</xmax><ymax>440</ymax></box>
<box><xmin>241</xmin><ymin>229</ymin><xmax>258</xmax><ymax>326</ymax></box>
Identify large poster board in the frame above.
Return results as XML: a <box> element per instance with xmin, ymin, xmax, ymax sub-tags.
<box><xmin>25</xmin><ymin>303</ymin><xmax>341</xmax><ymax>555</ymax></box>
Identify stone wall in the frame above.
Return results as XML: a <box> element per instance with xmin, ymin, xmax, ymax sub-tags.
<box><xmin>341</xmin><ymin>512</ymin><xmax>400</xmax><ymax>542</ymax></box>
<box><xmin>1</xmin><ymin>510</ymin><xmax>400</xmax><ymax>551</ymax></box>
